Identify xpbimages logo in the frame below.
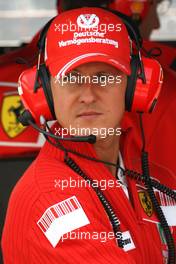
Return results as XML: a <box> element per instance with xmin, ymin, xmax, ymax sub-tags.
<box><xmin>54</xmin><ymin>13</ymin><xmax>122</xmax><ymax>35</ymax></box>
<box><xmin>54</xmin><ymin>126</ymin><xmax>122</xmax><ymax>139</ymax></box>
<box><xmin>55</xmin><ymin>72</ymin><xmax>122</xmax><ymax>87</ymax></box>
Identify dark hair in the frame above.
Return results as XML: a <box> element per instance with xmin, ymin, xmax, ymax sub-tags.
<box><xmin>60</xmin><ymin>0</ymin><xmax>112</xmax><ymax>10</ymax></box>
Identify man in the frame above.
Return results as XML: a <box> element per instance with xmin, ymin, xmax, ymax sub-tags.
<box><xmin>108</xmin><ymin>0</ymin><xmax>176</xmax><ymax>176</ymax></box>
<box><xmin>2</xmin><ymin>7</ymin><xmax>176</xmax><ymax>264</ymax></box>
<box><xmin>58</xmin><ymin>0</ymin><xmax>176</xmax><ymax>71</ymax></box>
<box><xmin>109</xmin><ymin>0</ymin><xmax>176</xmax><ymax>72</ymax></box>
<box><xmin>109</xmin><ymin>0</ymin><xmax>160</xmax><ymax>38</ymax></box>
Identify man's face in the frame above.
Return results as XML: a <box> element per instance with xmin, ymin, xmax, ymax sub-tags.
<box><xmin>50</xmin><ymin>62</ymin><xmax>127</xmax><ymax>140</ymax></box>
<box><xmin>139</xmin><ymin>0</ymin><xmax>161</xmax><ymax>39</ymax></box>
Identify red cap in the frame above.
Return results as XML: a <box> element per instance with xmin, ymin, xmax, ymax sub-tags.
<box><xmin>109</xmin><ymin>0</ymin><xmax>150</xmax><ymax>21</ymax></box>
<box><xmin>45</xmin><ymin>7</ymin><xmax>131</xmax><ymax>79</ymax></box>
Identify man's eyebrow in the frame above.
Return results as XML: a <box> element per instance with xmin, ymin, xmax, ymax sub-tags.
<box><xmin>67</xmin><ymin>69</ymin><xmax>80</xmax><ymax>75</ymax></box>
<box><xmin>96</xmin><ymin>70</ymin><xmax>121</xmax><ymax>75</ymax></box>
<box><xmin>72</xmin><ymin>69</ymin><xmax>80</xmax><ymax>73</ymax></box>
<box><xmin>96</xmin><ymin>71</ymin><xmax>111</xmax><ymax>75</ymax></box>
<box><xmin>67</xmin><ymin>69</ymin><xmax>122</xmax><ymax>75</ymax></box>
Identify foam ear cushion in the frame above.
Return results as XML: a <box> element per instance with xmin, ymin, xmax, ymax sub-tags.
<box><xmin>38</xmin><ymin>64</ymin><xmax>56</xmax><ymax>119</ymax></box>
<box><xmin>125</xmin><ymin>56</ymin><xmax>139</xmax><ymax>111</ymax></box>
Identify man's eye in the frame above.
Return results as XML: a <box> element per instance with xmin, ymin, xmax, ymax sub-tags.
<box><xmin>97</xmin><ymin>73</ymin><xmax>110</xmax><ymax>77</ymax></box>
<box><xmin>96</xmin><ymin>73</ymin><xmax>109</xmax><ymax>81</ymax></box>
<box><xmin>62</xmin><ymin>73</ymin><xmax>79</xmax><ymax>82</ymax></box>
<box><xmin>62</xmin><ymin>75</ymin><xmax>69</xmax><ymax>82</ymax></box>
<box><xmin>69</xmin><ymin>73</ymin><xmax>80</xmax><ymax>80</ymax></box>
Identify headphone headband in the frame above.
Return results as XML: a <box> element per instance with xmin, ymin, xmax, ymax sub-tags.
<box><xmin>37</xmin><ymin>17</ymin><xmax>56</xmax><ymax>52</ymax></box>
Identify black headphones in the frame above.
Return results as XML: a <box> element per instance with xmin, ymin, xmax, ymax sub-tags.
<box><xmin>18</xmin><ymin>7</ymin><xmax>163</xmax><ymax>126</ymax></box>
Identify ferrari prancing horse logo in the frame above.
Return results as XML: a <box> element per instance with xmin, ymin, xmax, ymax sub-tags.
<box><xmin>1</xmin><ymin>95</ymin><xmax>26</xmax><ymax>138</ymax></box>
<box><xmin>138</xmin><ymin>191</ymin><xmax>153</xmax><ymax>217</ymax></box>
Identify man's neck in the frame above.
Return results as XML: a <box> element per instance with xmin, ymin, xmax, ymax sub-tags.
<box><xmin>94</xmin><ymin>135</ymin><xmax>120</xmax><ymax>177</ymax></box>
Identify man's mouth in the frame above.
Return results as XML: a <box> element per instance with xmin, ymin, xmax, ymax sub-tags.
<box><xmin>77</xmin><ymin>112</ymin><xmax>103</xmax><ymax>118</ymax></box>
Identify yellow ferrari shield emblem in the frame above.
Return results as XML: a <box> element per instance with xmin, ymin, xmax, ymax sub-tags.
<box><xmin>1</xmin><ymin>95</ymin><xmax>26</xmax><ymax>138</ymax></box>
<box><xmin>138</xmin><ymin>191</ymin><xmax>153</xmax><ymax>217</ymax></box>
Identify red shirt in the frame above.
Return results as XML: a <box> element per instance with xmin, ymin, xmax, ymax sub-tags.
<box><xmin>2</xmin><ymin>123</ymin><xmax>176</xmax><ymax>264</ymax></box>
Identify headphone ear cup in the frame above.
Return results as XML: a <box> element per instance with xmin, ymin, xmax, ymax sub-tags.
<box><xmin>126</xmin><ymin>56</ymin><xmax>163</xmax><ymax>113</ymax></box>
<box><xmin>18</xmin><ymin>66</ymin><xmax>55</xmax><ymax>124</ymax></box>
<box><xmin>125</xmin><ymin>56</ymin><xmax>139</xmax><ymax>112</ymax></box>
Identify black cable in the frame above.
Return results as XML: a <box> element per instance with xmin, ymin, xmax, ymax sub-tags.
<box><xmin>42</xmin><ymin>124</ymin><xmax>124</xmax><ymax>247</ymax></box>
<box><xmin>15</xmin><ymin>53</ymin><xmax>38</xmax><ymax>67</ymax></box>
<box><xmin>151</xmin><ymin>179</ymin><xmax>176</xmax><ymax>200</ymax></box>
<box><xmin>38</xmin><ymin>120</ymin><xmax>176</xmax><ymax>201</ymax></box>
<box><xmin>41</xmin><ymin>122</ymin><xmax>176</xmax><ymax>261</ymax></box>
<box><xmin>141</xmin><ymin>46</ymin><xmax>162</xmax><ymax>58</ymax></box>
<box><xmin>125</xmin><ymin>169</ymin><xmax>176</xmax><ymax>200</ymax></box>
<box><xmin>139</xmin><ymin>114</ymin><xmax>176</xmax><ymax>264</ymax></box>
<box><xmin>139</xmin><ymin>112</ymin><xmax>146</xmax><ymax>151</ymax></box>
<box><xmin>142</xmin><ymin>151</ymin><xmax>176</xmax><ymax>264</ymax></box>
<box><xmin>64</xmin><ymin>154</ymin><xmax>124</xmax><ymax>248</ymax></box>
<box><xmin>28</xmin><ymin>119</ymin><xmax>96</xmax><ymax>144</ymax></box>
<box><xmin>43</xmin><ymin>129</ymin><xmax>176</xmax><ymax>261</ymax></box>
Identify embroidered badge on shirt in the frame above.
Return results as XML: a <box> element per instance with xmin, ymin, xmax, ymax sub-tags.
<box><xmin>37</xmin><ymin>196</ymin><xmax>90</xmax><ymax>247</ymax></box>
<box><xmin>122</xmin><ymin>231</ymin><xmax>136</xmax><ymax>252</ymax></box>
<box><xmin>138</xmin><ymin>191</ymin><xmax>153</xmax><ymax>217</ymax></box>
<box><xmin>137</xmin><ymin>183</ymin><xmax>176</xmax><ymax>226</ymax></box>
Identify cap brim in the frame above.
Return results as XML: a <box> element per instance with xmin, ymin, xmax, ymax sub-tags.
<box><xmin>49</xmin><ymin>53</ymin><xmax>131</xmax><ymax>78</ymax></box>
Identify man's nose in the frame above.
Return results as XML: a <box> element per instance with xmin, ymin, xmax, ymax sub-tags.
<box><xmin>78</xmin><ymin>82</ymin><xmax>97</xmax><ymax>104</ymax></box>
